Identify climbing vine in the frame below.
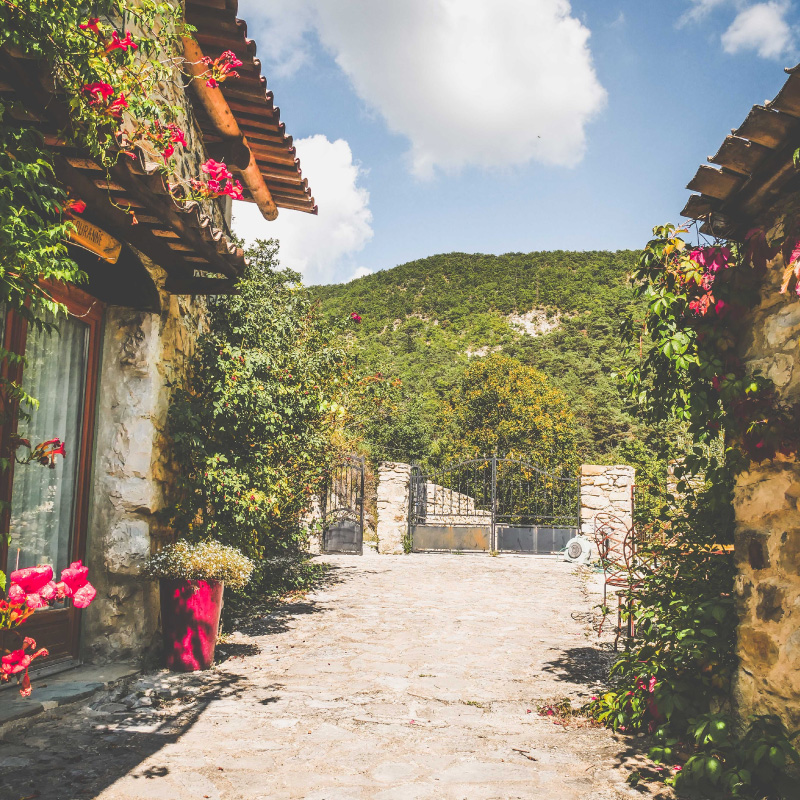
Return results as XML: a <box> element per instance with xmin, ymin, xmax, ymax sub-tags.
<box><xmin>0</xmin><ymin>0</ymin><xmax>247</xmax><ymax>596</ymax></box>
<box><xmin>623</xmin><ymin>224</ymin><xmax>800</xmax><ymax>471</ymax></box>
<box><xmin>586</xmin><ymin>225</ymin><xmax>800</xmax><ymax>797</ymax></box>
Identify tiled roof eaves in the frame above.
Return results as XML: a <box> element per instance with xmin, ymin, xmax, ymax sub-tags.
<box><xmin>185</xmin><ymin>0</ymin><xmax>317</xmax><ymax>215</ymax></box>
<box><xmin>681</xmin><ymin>65</ymin><xmax>800</xmax><ymax>240</ymax></box>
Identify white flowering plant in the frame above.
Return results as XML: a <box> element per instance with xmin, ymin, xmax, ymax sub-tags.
<box><xmin>145</xmin><ymin>540</ymin><xmax>254</xmax><ymax>591</ymax></box>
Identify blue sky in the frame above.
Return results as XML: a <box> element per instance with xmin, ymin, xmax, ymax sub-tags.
<box><xmin>231</xmin><ymin>0</ymin><xmax>800</xmax><ymax>285</ymax></box>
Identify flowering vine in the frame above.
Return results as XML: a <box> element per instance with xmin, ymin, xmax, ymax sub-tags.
<box><xmin>623</xmin><ymin>224</ymin><xmax>800</xmax><ymax>467</ymax></box>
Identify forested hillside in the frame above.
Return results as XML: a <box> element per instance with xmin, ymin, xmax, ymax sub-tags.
<box><xmin>314</xmin><ymin>250</ymin><xmax>659</xmax><ymax>466</ymax></box>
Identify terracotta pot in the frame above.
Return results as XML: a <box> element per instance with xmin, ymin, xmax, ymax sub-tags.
<box><xmin>160</xmin><ymin>578</ymin><xmax>224</xmax><ymax>671</ymax></box>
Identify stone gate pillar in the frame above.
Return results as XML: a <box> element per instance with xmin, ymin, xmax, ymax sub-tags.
<box><xmin>579</xmin><ymin>465</ymin><xmax>635</xmax><ymax>537</ymax></box>
<box><xmin>376</xmin><ymin>462</ymin><xmax>411</xmax><ymax>554</ymax></box>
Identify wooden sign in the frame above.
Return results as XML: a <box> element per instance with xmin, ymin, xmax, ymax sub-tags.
<box><xmin>69</xmin><ymin>218</ymin><xmax>122</xmax><ymax>264</ymax></box>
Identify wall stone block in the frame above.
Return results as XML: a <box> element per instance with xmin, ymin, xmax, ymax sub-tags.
<box><xmin>376</xmin><ymin>462</ymin><xmax>411</xmax><ymax>555</ymax></box>
<box><xmin>579</xmin><ymin>465</ymin><xmax>634</xmax><ymax>538</ymax></box>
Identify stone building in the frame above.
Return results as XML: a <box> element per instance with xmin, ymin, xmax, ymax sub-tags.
<box><xmin>0</xmin><ymin>1</ymin><xmax>316</xmax><ymax>671</ymax></box>
<box><xmin>681</xmin><ymin>65</ymin><xmax>800</xmax><ymax>727</ymax></box>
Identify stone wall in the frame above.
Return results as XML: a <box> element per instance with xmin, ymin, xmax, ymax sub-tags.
<box><xmin>376</xmin><ymin>462</ymin><xmax>411</xmax><ymax>554</ymax></box>
<box><xmin>731</xmin><ymin>211</ymin><xmax>800</xmax><ymax>728</ymax></box>
<box><xmin>579</xmin><ymin>465</ymin><xmax>635</xmax><ymax>539</ymax></box>
<box><xmin>81</xmin><ymin>257</ymin><xmax>207</xmax><ymax>665</ymax></box>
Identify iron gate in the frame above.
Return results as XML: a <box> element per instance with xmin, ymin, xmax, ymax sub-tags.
<box><xmin>322</xmin><ymin>456</ymin><xmax>365</xmax><ymax>554</ymax></box>
<box><xmin>409</xmin><ymin>456</ymin><xmax>579</xmax><ymax>553</ymax></box>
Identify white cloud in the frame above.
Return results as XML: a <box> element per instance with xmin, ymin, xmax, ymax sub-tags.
<box><xmin>242</xmin><ymin>0</ymin><xmax>607</xmax><ymax>178</ymax></box>
<box><xmin>348</xmin><ymin>267</ymin><xmax>373</xmax><ymax>282</ymax></box>
<box><xmin>232</xmin><ymin>135</ymin><xmax>373</xmax><ymax>285</ymax></box>
<box><xmin>678</xmin><ymin>0</ymin><xmax>731</xmax><ymax>26</ymax></box>
<box><xmin>721</xmin><ymin>1</ymin><xmax>795</xmax><ymax>59</ymax></box>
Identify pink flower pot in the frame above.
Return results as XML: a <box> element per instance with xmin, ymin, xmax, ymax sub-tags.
<box><xmin>160</xmin><ymin>578</ymin><xmax>224</xmax><ymax>671</ymax></box>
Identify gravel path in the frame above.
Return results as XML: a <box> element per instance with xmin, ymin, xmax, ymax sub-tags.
<box><xmin>1</xmin><ymin>553</ymin><xmax>654</xmax><ymax>799</ymax></box>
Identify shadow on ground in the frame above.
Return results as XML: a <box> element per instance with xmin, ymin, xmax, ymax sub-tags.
<box><xmin>541</xmin><ymin>644</ymin><xmax>617</xmax><ymax>686</ymax></box>
<box><xmin>0</xmin><ymin>671</ymin><xmax>247</xmax><ymax>800</ymax></box>
<box><xmin>0</xmin><ymin>560</ymin><xmax>349</xmax><ymax>800</ymax></box>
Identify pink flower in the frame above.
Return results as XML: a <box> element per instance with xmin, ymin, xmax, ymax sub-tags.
<box><xmin>206</xmin><ymin>77</ymin><xmax>219</xmax><ymax>89</ymax></box>
<box><xmin>25</xmin><ymin>592</ymin><xmax>47</xmax><ymax>610</ymax></box>
<box><xmin>9</xmin><ymin>565</ymin><xmax>53</xmax><ymax>594</ymax></box>
<box><xmin>168</xmin><ymin>124</ymin><xmax>187</xmax><ymax>147</ymax></box>
<box><xmin>162</xmin><ymin>143</ymin><xmax>175</xmax><ymax>163</ymax></box>
<box><xmin>350</xmin><ymin>312</ymin><xmax>362</xmax><ymax>323</ymax></box>
<box><xmin>6</xmin><ymin>583</ymin><xmax>26</xmax><ymax>604</ymax></box>
<box><xmin>202</xmin><ymin>159</ymin><xmax>232</xmax><ymax>182</ymax></box>
<box><xmin>106</xmin><ymin>31</ymin><xmax>138</xmax><ymax>52</ymax></box>
<box><xmin>60</xmin><ymin>561</ymin><xmax>97</xmax><ymax>609</ymax></box>
<box><xmin>38</xmin><ymin>581</ymin><xmax>58</xmax><ymax>602</ymax></box>
<box><xmin>222</xmin><ymin>180</ymin><xmax>244</xmax><ymax>200</ymax></box>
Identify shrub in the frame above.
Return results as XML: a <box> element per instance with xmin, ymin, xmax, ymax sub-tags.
<box><xmin>145</xmin><ymin>540</ymin><xmax>254</xmax><ymax>591</ymax></box>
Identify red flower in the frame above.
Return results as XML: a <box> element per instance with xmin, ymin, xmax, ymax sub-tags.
<box><xmin>60</xmin><ymin>561</ymin><xmax>97</xmax><ymax>609</ymax></box>
<box><xmin>350</xmin><ymin>312</ymin><xmax>362</xmax><ymax>323</ymax></box>
<box><xmin>168</xmin><ymin>124</ymin><xmax>187</xmax><ymax>147</ymax></box>
<box><xmin>206</xmin><ymin>77</ymin><xmax>219</xmax><ymax>89</ymax></box>
<box><xmin>108</xmin><ymin>94</ymin><xmax>128</xmax><ymax>118</ymax></box>
<box><xmin>66</xmin><ymin>199</ymin><xmax>87</xmax><ymax>215</ymax></box>
<box><xmin>106</xmin><ymin>30</ymin><xmax>138</xmax><ymax>52</ymax></box>
<box><xmin>83</xmin><ymin>82</ymin><xmax>114</xmax><ymax>103</ymax></box>
<box><xmin>219</xmin><ymin>50</ymin><xmax>243</xmax><ymax>70</ymax></box>
<box><xmin>1</xmin><ymin>638</ymin><xmax>49</xmax><ymax>696</ymax></box>
<box><xmin>162</xmin><ymin>143</ymin><xmax>175</xmax><ymax>163</ymax></box>
<box><xmin>79</xmin><ymin>18</ymin><xmax>101</xmax><ymax>35</ymax></box>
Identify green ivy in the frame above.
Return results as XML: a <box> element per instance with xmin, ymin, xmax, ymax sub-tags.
<box><xmin>588</xmin><ymin>225</ymin><xmax>800</xmax><ymax>797</ymax></box>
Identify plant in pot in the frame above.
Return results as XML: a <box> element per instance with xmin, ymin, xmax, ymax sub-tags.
<box><xmin>145</xmin><ymin>540</ymin><xmax>253</xmax><ymax>672</ymax></box>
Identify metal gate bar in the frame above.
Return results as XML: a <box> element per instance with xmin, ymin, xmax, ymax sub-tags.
<box><xmin>322</xmin><ymin>455</ymin><xmax>365</xmax><ymax>554</ymax></box>
<box><xmin>409</xmin><ymin>455</ymin><xmax>579</xmax><ymax>553</ymax></box>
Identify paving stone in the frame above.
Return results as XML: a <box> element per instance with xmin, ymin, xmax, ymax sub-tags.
<box><xmin>0</xmin><ymin>556</ymin><xmax>655</xmax><ymax>800</ymax></box>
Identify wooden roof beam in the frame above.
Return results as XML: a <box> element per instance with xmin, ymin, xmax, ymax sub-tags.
<box><xmin>183</xmin><ymin>36</ymin><xmax>278</xmax><ymax>221</ymax></box>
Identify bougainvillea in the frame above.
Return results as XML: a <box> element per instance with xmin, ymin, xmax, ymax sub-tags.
<box><xmin>588</xmin><ymin>224</ymin><xmax>800</xmax><ymax>797</ymax></box>
<box><xmin>622</xmin><ymin>224</ymin><xmax>800</xmax><ymax>468</ymax></box>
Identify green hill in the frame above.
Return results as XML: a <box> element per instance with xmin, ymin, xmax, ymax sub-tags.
<box><xmin>313</xmin><ymin>250</ymin><xmax>652</xmax><ymax>465</ymax></box>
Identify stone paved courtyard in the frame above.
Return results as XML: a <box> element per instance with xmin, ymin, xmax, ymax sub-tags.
<box><xmin>0</xmin><ymin>554</ymin><xmax>661</xmax><ymax>800</ymax></box>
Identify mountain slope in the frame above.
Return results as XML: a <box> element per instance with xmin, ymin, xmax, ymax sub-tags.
<box><xmin>314</xmin><ymin>250</ymin><xmax>646</xmax><ymax>463</ymax></box>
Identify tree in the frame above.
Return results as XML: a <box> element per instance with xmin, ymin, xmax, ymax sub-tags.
<box><xmin>435</xmin><ymin>353</ymin><xmax>577</xmax><ymax>470</ymax></box>
<box><xmin>166</xmin><ymin>240</ymin><xmax>350</xmax><ymax>591</ymax></box>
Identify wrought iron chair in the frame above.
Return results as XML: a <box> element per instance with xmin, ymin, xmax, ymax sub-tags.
<box><xmin>592</xmin><ymin>512</ymin><xmax>640</xmax><ymax>648</ymax></box>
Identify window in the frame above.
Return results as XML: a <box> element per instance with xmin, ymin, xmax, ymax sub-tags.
<box><xmin>0</xmin><ymin>282</ymin><xmax>103</xmax><ymax>665</ymax></box>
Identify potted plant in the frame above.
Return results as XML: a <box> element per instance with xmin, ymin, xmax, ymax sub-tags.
<box><xmin>145</xmin><ymin>540</ymin><xmax>253</xmax><ymax>672</ymax></box>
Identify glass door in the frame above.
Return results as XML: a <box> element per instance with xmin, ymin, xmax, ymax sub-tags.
<box><xmin>1</xmin><ymin>283</ymin><xmax>103</xmax><ymax>666</ymax></box>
